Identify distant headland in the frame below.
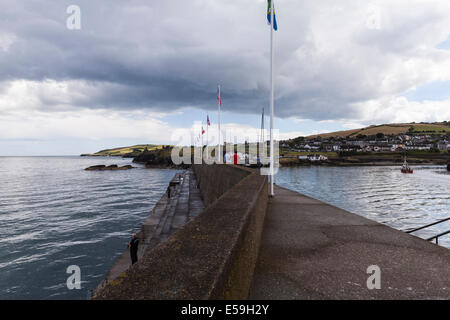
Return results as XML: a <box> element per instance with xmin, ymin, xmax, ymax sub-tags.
<box><xmin>82</xmin><ymin>145</ymin><xmax>188</xmax><ymax>169</ymax></box>
<box><xmin>81</xmin><ymin>121</ymin><xmax>450</xmax><ymax>167</ymax></box>
<box><xmin>80</xmin><ymin>144</ymin><xmax>165</xmax><ymax>158</ymax></box>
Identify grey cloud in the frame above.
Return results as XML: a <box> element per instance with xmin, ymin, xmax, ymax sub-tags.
<box><xmin>1</xmin><ymin>0</ymin><xmax>450</xmax><ymax>122</ymax></box>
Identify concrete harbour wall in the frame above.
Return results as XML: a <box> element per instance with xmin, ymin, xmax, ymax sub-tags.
<box><xmin>93</xmin><ymin>164</ymin><xmax>449</xmax><ymax>300</ymax></box>
<box><xmin>192</xmin><ymin>164</ymin><xmax>252</xmax><ymax>207</ymax></box>
<box><xmin>93</xmin><ymin>165</ymin><xmax>268</xmax><ymax>299</ymax></box>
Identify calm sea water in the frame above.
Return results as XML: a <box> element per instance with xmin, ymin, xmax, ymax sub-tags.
<box><xmin>0</xmin><ymin>156</ymin><xmax>179</xmax><ymax>300</ymax></box>
<box><xmin>277</xmin><ymin>165</ymin><xmax>450</xmax><ymax>249</ymax></box>
<box><xmin>1</xmin><ymin>159</ymin><xmax>448</xmax><ymax>300</ymax></box>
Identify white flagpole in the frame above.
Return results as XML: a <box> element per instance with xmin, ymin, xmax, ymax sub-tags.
<box><xmin>201</xmin><ymin>120</ymin><xmax>204</xmax><ymax>149</ymax></box>
<box><xmin>218</xmin><ymin>84</ymin><xmax>222</xmax><ymax>163</ymax></box>
<box><xmin>269</xmin><ymin>0</ymin><xmax>275</xmax><ymax>197</ymax></box>
<box><xmin>206</xmin><ymin>114</ymin><xmax>209</xmax><ymax>157</ymax></box>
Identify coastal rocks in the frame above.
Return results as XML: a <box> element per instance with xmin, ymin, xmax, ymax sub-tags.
<box><xmin>133</xmin><ymin>147</ymin><xmax>189</xmax><ymax>169</ymax></box>
<box><xmin>85</xmin><ymin>165</ymin><xmax>134</xmax><ymax>171</ymax></box>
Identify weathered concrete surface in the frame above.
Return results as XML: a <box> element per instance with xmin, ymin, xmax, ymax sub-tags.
<box><xmin>93</xmin><ymin>165</ymin><xmax>268</xmax><ymax>300</ymax></box>
<box><xmin>193</xmin><ymin>164</ymin><xmax>251</xmax><ymax>207</ymax></box>
<box><xmin>93</xmin><ymin>169</ymin><xmax>204</xmax><ymax>296</ymax></box>
<box><xmin>249</xmin><ymin>185</ymin><xmax>450</xmax><ymax>300</ymax></box>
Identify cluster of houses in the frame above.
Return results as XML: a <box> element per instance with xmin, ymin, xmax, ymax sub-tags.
<box><xmin>282</xmin><ymin>133</ymin><xmax>450</xmax><ymax>154</ymax></box>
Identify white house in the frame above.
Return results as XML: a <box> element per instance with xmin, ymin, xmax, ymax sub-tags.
<box><xmin>307</xmin><ymin>154</ymin><xmax>328</xmax><ymax>161</ymax></box>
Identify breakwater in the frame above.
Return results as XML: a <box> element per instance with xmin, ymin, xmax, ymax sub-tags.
<box><xmin>93</xmin><ymin>168</ymin><xmax>204</xmax><ymax>295</ymax></box>
<box><xmin>93</xmin><ymin>164</ymin><xmax>268</xmax><ymax>299</ymax></box>
<box><xmin>93</xmin><ymin>164</ymin><xmax>449</xmax><ymax>300</ymax></box>
<box><xmin>276</xmin><ymin>165</ymin><xmax>450</xmax><ymax>248</ymax></box>
<box><xmin>250</xmin><ymin>185</ymin><xmax>450</xmax><ymax>299</ymax></box>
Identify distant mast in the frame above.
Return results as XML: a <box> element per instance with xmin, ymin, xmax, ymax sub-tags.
<box><xmin>217</xmin><ymin>83</ymin><xmax>222</xmax><ymax>163</ymax></box>
<box><xmin>260</xmin><ymin>108</ymin><xmax>265</xmax><ymax>146</ymax></box>
<box><xmin>206</xmin><ymin>114</ymin><xmax>209</xmax><ymax>159</ymax></box>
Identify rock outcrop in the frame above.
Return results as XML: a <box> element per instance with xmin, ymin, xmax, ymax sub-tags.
<box><xmin>85</xmin><ymin>165</ymin><xmax>134</xmax><ymax>171</ymax></box>
<box><xmin>133</xmin><ymin>146</ymin><xmax>188</xmax><ymax>168</ymax></box>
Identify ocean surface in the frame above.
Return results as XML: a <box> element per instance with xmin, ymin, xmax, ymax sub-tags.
<box><xmin>0</xmin><ymin>159</ymin><xmax>448</xmax><ymax>300</ymax></box>
<box><xmin>276</xmin><ymin>165</ymin><xmax>450</xmax><ymax>249</ymax></box>
<box><xmin>0</xmin><ymin>156</ymin><xmax>179</xmax><ymax>300</ymax></box>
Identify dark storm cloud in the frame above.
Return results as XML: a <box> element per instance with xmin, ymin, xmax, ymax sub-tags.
<box><xmin>2</xmin><ymin>0</ymin><xmax>450</xmax><ymax>122</ymax></box>
<box><xmin>0</xmin><ymin>0</ymin><xmax>274</xmax><ymax>114</ymax></box>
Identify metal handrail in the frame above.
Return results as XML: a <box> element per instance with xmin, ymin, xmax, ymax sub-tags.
<box><xmin>404</xmin><ymin>217</ymin><xmax>449</xmax><ymax>245</ymax></box>
<box><xmin>426</xmin><ymin>230</ymin><xmax>450</xmax><ymax>245</ymax></box>
<box><xmin>405</xmin><ymin>217</ymin><xmax>450</xmax><ymax>234</ymax></box>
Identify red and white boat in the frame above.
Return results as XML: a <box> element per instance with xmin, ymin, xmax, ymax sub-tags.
<box><xmin>401</xmin><ymin>159</ymin><xmax>413</xmax><ymax>174</ymax></box>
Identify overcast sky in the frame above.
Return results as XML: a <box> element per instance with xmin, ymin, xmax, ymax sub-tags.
<box><xmin>1</xmin><ymin>0</ymin><xmax>450</xmax><ymax>155</ymax></box>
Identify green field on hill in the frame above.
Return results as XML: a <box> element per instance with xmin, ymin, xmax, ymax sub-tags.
<box><xmin>86</xmin><ymin>144</ymin><xmax>165</xmax><ymax>156</ymax></box>
<box><xmin>409</xmin><ymin>124</ymin><xmax>450</xmax><ymax>134</ymax></box>
<box><xmin>306</xmin><ymin>122</ymin><xmax>450</xmax><ymax>138</ymax></box>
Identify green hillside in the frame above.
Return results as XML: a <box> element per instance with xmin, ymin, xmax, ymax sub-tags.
<box><xmin>307</xmin><ymin>122</ymin><xmax>450</xmax><ymax>139</ymax></box>
<box><xmin>82</xmin><ymin>144</ymin><xmax>167</xmax><ymax>157</ymax></box>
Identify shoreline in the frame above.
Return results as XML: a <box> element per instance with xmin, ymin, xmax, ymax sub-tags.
<box><xmin>279</xmin><ymin>161</ymin><xmax>449</xmax><ymax>167</ymax></box>
<box><xmin>79</xmin><ymin>153</ymin><xmax>449</xmax><ymax>169</ymax></box>
<box><xmin>279</xmin><ymin>156</ymin><xmax>449</xmax><ymax>167</ymax></box>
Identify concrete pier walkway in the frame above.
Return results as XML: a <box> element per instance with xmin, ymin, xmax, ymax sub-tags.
<box><xmin>93</xmin><ymin>169</ymin><xmax>204</xmax><ymax>294</ymax></box>
<box><xmin>249</xmin><ymin>185</ymin><xmax>450</xmax><ymax>299</ymax></box>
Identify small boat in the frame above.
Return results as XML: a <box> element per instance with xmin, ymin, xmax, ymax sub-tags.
<box><xmin>401</xmin><ymin>158</ymin><xmax>413</xmax><ymax>174</ymax></box>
